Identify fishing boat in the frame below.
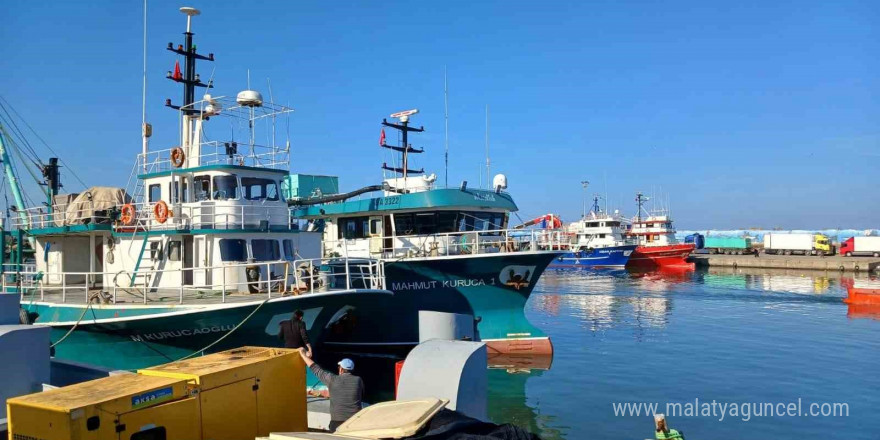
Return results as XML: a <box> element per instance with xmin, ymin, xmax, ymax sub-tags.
<box><xmin>0</xmin><ymin>7</ymin><xmax>391</xmax><ymax>371</ymax></box>
<box><xmin>548</xmin><ymin>196</ymin><xmax>637</xmax><ymax>269</ymax></box>
<box><xmin>291</xmin><ymin>110</ymin><xmax>564</xmax><ymax>356</ymax></box>
<box><xmin>625</xmin><ymin>193</ymin><xmax>694</xmax><ymax>270</ymax></box>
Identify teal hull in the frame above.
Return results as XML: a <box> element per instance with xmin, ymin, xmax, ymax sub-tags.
<box><xmin>324</xmin><ymin>252</ymin><xmax>558</xmax><ymax>354</ymax></box>
<box><xmin>22</xmin><ymin>291</ymin><xmax>391</xmax><ymax>372</ymax></box>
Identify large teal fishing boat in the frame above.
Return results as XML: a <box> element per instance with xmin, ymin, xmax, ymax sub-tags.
<box><xmin>0</xmin><ymin>7</ymin><xmax>390</xmax><ymax>372</ymax></box>
<box><xmin>292</xmin><ymin>110</ymin><xmax>564</xmax><ymax>356</ymax></box>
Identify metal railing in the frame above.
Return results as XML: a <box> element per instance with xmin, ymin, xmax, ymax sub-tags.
<box><xmin>4</xmin><ymin>257</ymin><xmax>385</xmax><ymax>305</ymax></box>
<box><xmin>137</xmin><ymin>143</ymin><xmax>289</xmax><ymax>176</ymax></box>
<box><xmin>12</xmin><ymin>201</ymin><xmax>295</xmax><ymax>231</ymax></box>
<box><xmin>323</xmin><ymin>228</ymin><xmax>570</xmax><ymax>259</ymax></box>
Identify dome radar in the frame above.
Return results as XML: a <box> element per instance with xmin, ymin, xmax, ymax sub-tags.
<box><xmin>493</xmin><ymin>174</ymin><xmax>508</xmax><ymax>193</ymax></box>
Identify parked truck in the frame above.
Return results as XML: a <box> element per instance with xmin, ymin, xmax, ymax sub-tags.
<box><xmin>763</xmin><ymin>233</ymin><xmax>834</xmax><ymax>256</ymax></box>
<box><xmin>704</xmin><ymin>237</ymin><xmax>753</xmax><ymax>254</ymax></box>
<box><xmin>839</xmin><ymin>237</ymin><xmax>880</xmax><ymax>257</ymax></box>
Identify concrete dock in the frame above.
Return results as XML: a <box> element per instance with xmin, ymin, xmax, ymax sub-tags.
<box><xmin>690</xmin><ymin>253</ymin><xmax>880</xmax><ymax>273</ymax></box>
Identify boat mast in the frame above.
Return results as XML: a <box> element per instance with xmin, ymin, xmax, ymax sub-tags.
<box><xmin>164</xmin><ymin>7</ymin><xmax>214</xmax><ymax>162</ymax></box>
<box><xmin>381</xmin><ymin>109</ymin><xmax>424</xmax><ymax>191</ymax></box>
<box><xmin>635</xmin><ymin>192</ymin><xmax>649</xmax><ymax>223</ymax></box>
<box><xmin>141</xmin><ymin>0</ymin><xmax>150</xmax><ymax>172</ymax></box>
<box><xmin>581</xmin><ymin>180</ymin><xmax>589</xmax><ymax>219</ymax></box>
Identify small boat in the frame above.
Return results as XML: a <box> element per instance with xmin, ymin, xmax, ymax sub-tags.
<box><xmin>625</xmin><ymin>192</ymin><xmax>694</xmax><ymax>270</ymax></box>
<box><xmin>844</xmin><ymin>281</ymin><xmax>880</xmax><ymax>305</ymax></box>
<box><xmin>548</xmin><ymin>196</ymin><xmax>637</xmax><ymax>269</ymax></box>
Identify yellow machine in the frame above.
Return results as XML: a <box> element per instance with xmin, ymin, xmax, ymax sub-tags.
<box><xmin>7</xmin><ymin>347</ymin><xmax>306</xmax><ymax>440</ymax></box>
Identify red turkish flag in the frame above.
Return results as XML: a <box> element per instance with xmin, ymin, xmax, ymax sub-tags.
<box><xmin>173</xmin><ymin>60</ymin><xmax>182</xmax><ymax>80</ymax></box>
<box><xmin>379</xmin><ymin>128</ymin><xmax>386</xmax><ymax>146</ymax></box>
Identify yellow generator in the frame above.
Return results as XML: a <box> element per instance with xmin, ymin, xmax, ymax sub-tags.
<box><xmin>7</xmin><ymin>347</ymin><xmax>306</xmax><ymax>440</ymax></box>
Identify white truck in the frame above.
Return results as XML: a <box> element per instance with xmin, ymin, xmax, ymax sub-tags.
<box><xmin>763</xmin><ymin>233</ymin><xmax>834</xmax><ymax>256</ymax></box>
<box><xmin>839</xmin><ymin>236</ymin><xmax>880</xmax><ymax>257</ymax></box>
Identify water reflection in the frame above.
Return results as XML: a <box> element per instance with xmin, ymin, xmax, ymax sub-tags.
<box><xmin>488</xmin><ymin>368</ymin><xmax>566</xmax><ymax>440</ymax></box>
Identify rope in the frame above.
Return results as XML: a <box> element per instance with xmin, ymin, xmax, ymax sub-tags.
<box><xmin>174</xmin><ymin>296</ymin><xmax>272</xmax><ymax>362</ymax></box>
<box><xmin>50</xmin><ymin>301</ymin><xmax>93</xmax><ymax>348</ymax></box>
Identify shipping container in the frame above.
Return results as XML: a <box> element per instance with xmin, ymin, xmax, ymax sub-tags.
<box><xmin>704</xmin><ymin>237</ymin><xmax>752</xmax><ymax>254</ymax></box>
<box><xmin>764</xmin><ymin>233</ymin><xmax>833</xmax><ymax>256</ymax></box>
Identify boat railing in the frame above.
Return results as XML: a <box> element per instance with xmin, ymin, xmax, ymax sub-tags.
<box><xmin>124</xmin><ymin>201</ymin><xmax>294</xmax><ymax>231</ymax></box>
<box><xmin>11</xmin><ymin>203</ymin><xmax>115</xmax><ymax>230</ymax></box>
<box><xmin>136</xmin><ymin>142</ymin><xmax>289</xmax><ymax>175</ymax></box>
<box><xmin>4</xmin><ymin>257</ymin><xmax>385</xmax><ymax>305</ymax></box>
<box><xmin>324</xmin><ymin>228</ymin><xmax>570</xmax><ymax>259</ymax></box>
<box><xmin>12</xmin><ymin>201</ymin><xmax>296</xmax><ymax>231</ymax></box>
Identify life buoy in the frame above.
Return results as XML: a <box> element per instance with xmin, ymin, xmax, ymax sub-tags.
<box><xmin>119</xmin><ymin>203</ymin><xmax>137</xmax><ymax>226</ymax></box>
<box><xmin>170</xmin><ymin>147</ymin><xmax>185</xmax><ymax>168</ymax></box>
<box><xmin>153</xmin><ymin>200</ymin><xmax>170</xmax><ymax>224</ymax></box>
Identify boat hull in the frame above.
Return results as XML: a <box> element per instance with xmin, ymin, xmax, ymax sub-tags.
<box><xmin>323</xmin><ymin>252</ymin><xmax>559</xmax><ymax>356</ymax></box>
<box><xmin>22</xmin><ymin>291</ymin><xmax>391</xmax><ymax>372</ymax></box>
<box><xmin>548</xmin><ymin>245</ymin><xmax>637</xmax><ymax>269</ymax></box>
<box><xmin>626</xmin><ymin>244</ymin><xmax>695</xmax><ymax>270</ymax></box>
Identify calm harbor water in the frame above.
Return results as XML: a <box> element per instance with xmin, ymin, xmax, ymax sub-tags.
<box><xmin>487</xmin><ymin>267</ymin><xmax>880</xmax><ymax>440</ymax></box>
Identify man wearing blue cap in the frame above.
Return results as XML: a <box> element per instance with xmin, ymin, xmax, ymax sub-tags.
<box><xmin>297</xmin><ymin>349</ymin><xmax>364</xmax><ymax>432</ymax></box>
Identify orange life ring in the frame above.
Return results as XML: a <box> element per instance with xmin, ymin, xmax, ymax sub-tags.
<box><xmin>153</xmin><ymin>200</ymin><xmax>170</xmax><ymax>224</ymax></box>
<box><xmin>119</xmin><ymin>203</ymin><xmax>136</xmax><ymax>226</ymax></box>
<box><xmin>170</xmin><ymin>147</ymin><xmax>185</xmax><ymax>168</ymax></box>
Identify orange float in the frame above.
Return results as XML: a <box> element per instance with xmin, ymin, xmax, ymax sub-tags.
<box><xmin>153</xmin><ymin>200</ymin><xmax>170</xmax><ymax>224</ymax></box>
<box><xmin>119</xmin><ymin>203</ymin><xmax>137</xmax><ymax>226</ymax></box>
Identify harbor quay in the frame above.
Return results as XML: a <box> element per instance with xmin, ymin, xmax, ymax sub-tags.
<box><xmin>690</xmin><ymin>253</ymin><xmax>880</xmax><ymax>273</ymax></box>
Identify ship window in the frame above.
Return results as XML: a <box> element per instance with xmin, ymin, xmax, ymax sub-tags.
<box><xmin>394</xmin><ymin>214</ymin><xmax>415</xmax><ymax>236</ymax></box>
<box><xmin>166</xmin><ymin>240</ymin><xmax>181</xmax><ymax>261</ymax></box>
<box><xmin>415</xmin><ymin>213</ymin><xmax>436</xmax><ymax>234</ymax></box>
<box><xmin>338</xmin><ymin>216</ymin><xmax>370</xmax><ymax>239</ymax></box>
<box><xmin>148</xmin><ymin>184</ymin><xmax>161</xmax><ymax>203</ymax></box>
<box><xmin>283</xmin><ymin>239</ymin><xmax>295</xmax><ymax>260</ymax></box>
<box><xmin>169</xmin><ymin>178</ymin><xmax>189</xmax><ymax>203</ymax></box>
<box><xmin>599</xmin><ymin>234</ymin><xmax>606</xmax><ymax>238</ymax></box>
<box><xmin>212</xmin><ymin>175</ymin><xmax>239</xmax><ymax>200</ymax></box>
<box><xmin>647</xmin><ymin>223</ymin><xmax>654</xmax><ymax>228</ymax></box>
<box><xmin>370</xmin><ymin>218</ymin><xmax>382</xmax><ymax>236</ymax></box>
<box><xmin>219</xmin><ymin>239</ymin><xmax>247</xmax><ymax>261</ymax></box>
<box><xmin>194</xmin><ymin>175</ymin><xmax>211</xmax><ymax>201</ymax></box>
<box><xmin>242</xmin><ymin>177</ymin><xmax>279</xmax><ymax>201</ymax></box>
<box><xmin>251</xmin><ymin>239</ymin><xmax>280</xmax><ymax>261</ymax></box>
<box><xmin>653</xmin><ymin>234</ymin><xmax>660</xmax><ymax>240</ymax></box>
<box><xmin>149</xmin><ymin>241</ymin><xmax>163</xmax><ymax>260</ymax></box>
<box><xmin>436</xmin><ymin>211</ymin><xmax>457</xmax><ymax>233</ymax></box>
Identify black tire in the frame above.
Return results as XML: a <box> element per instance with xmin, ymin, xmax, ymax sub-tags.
<box><xmin>19</xmin><ymin>307</ymin><xmax>30</xmax><ymax>324</ymax></box>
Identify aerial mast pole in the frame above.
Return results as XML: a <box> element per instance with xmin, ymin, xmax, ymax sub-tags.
<box><xmin>141</xmin><ymin>0</ymin><xmax>150</xmax><ymax>172</ymax></box>
<box><xmin>581</xmin><ymin>180</ymin><xmax>589</xmax><ymax>219</ymax></box>
<box><xmin>444</xmin><ymin>66</ymin><xmax>449</xmax><ymax>188</ymax></box>
<box><xmin>381</xmin><ymin>109</ymin><xmax>424</xmax><ymax>192</ymax></box>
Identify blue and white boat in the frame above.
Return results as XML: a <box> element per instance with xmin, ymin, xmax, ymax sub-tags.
<box><xmin>549</xmin><ymin>197</ymin><xmax>636</xmax><ymax>269</ymax></box>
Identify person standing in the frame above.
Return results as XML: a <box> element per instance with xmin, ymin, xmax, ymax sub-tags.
<box><xmin>280</xmin><ymin>309</ymin><xmax>312</xmax><ymax>357</ymax></box>
<box><xmin>297</xmin><ymin>349</ymin><xmax>364</xmax><ymax>432</ymax></box>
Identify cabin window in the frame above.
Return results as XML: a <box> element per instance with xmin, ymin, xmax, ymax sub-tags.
<box><xmin>653</xmin><ymin>234</ymin><xmax>660</xmax><ymax>240</ymax></box>
<box><xmin>283</xmin><ymin>239</ymin><xmax>295</xmax><ymax>260</ymax></box>
<box><xmin>212</xmin><ymin>175</ymin><xmax>239</xmax><ymax>200</ymax></box>
<box><xmin>394</xmin><ymin>214</ymin><xmax>415</xmax><ymax>236</ymax></box>
<box><xmin>599</xmin><ymin>234</ymin><xmax>606</xmax><ymax>238</ymax></box>
<box><xmin>458</xmin><ymin>212</ymin><xmax>505</xmax><ymax>234</ymax></box>
<box><xmin>149</xmin><ymin>241</ymin><xmax>163</xmax><ymax>260</ymax></box>
<box><xmin>338</xmin><ymin>216</ymin><xmax>370</xmax><ymax>239</ymax></box>
<box><xmin>436</xmin><ymin>211</ymin><xmax>457</xmax><ymax>233</ymax></box>
<box><xmin>219</xmin><ymin>239</ymin><xmax>247</xmax><ymax>261</ymax></box>
<box><xmin>169</xmin><ymin>178</ymin><xmax>189</xmax><ymax>203</ymax></box>
<box><xmin>241</xmin><ymin>177</ymin><xmax>279</xmax><ymax>201</ymax></box>
<box><xmin>148</xmin><ymin>184</ymin><xmax>161</xmax><ymax>203</ymax></box>
<box><xmin>369</xmin><ymin>219</ymin><xmax>382</xmax><ymax>236</ymax></box>
<box><xmin>194</xmin><ymin>175</ymin><xmax>211</xmax><ymax>201</ymax></box>
<box><xmin>251</xmin><ymin>239</ymin><xmax>280</xmax><ymax>261</ymax></box>
<box><xmin>166</xmin><ymin>240</ymin><xmax>181</xmax><ymax>261</ymax></box>
<box><xmin>415</xmin><ymin>213</ymin><xmax>437</xmax><ymax>235</ymax></box>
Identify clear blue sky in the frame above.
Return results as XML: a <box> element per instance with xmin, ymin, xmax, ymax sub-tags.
<box><xmin>2</xmin><ymin>1</ymin><xmax>877</xmax><ymax>229</ymax></box>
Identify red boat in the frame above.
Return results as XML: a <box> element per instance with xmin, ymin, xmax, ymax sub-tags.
<box><xmin>844</xmin><ymin>284</ymin><xmax>880</xmax><ymax>305</ymax></box>
<box><xmin>624</xmin><ymin>193</ymin><xmax>694</xmax><ymax>269</ymax></box>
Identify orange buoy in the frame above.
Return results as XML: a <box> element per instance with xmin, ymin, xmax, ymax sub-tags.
<box><xmin>119</xmin><ymin>203</ymin><xmax>137</xmax><ymax>226</ymax></box>
<box><xmin>153</xmin><ymin>200</ymin><xmax>170</xmax><ymax>224</ymax></box>
<box><xmin>170</xmin><ymin>147</ymin><xmax>186</xmax><ymax>168</ymax></box>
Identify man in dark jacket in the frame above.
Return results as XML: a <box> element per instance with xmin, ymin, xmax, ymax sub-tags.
<box><xmin>297</xmin><ymin>349</ymin><xmax>364</xmax><ymax>432</ymax></box>
<box><xmin>280</xmin><ymin>310</ymin><xmax>312</xmax><ymax>357</ymax></box>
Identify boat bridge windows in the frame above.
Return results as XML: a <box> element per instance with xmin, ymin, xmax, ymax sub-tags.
<box><xmin>242</xmin><ymin>177</ymin><xmax>279</xmax><ymax>201</ymax></box>
<box><xmin>218</xmin><ymin>237</ymin><xmax>299</xmax><ymax>262</ymax></box>
<box><xmin>388</xmin><ymin>211</ymin><xmax>507</xmax><ymax>236</ymax></box>
<box><xmin>212</xmin><ymin>175</ymin><xmax>239</xmax><ymax>200</ymax></box>
<box><xmin>148</xmin><ymin>184</ymin><xmax>162</xmax><ymax>203</ymax></box>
